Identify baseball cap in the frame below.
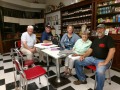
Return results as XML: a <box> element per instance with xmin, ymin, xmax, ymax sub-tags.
<box><xmin>97</xmin><ymin>24</ymin><xmax>105</xmax><ymax>28</ymax></box>
<box><xmin>45</xmin><ymin>25</ymin><xmax>51</xmax><ymax>29</ymax></box>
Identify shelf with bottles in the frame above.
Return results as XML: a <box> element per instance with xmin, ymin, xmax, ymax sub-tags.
<box><xmin>62</xmin><ymin>27</ymin><xmax>91</xmax><ymax>36</ymax></box>
<box><xmin>97</xmin><ymin>14</ymin><xmax>120</xmax><ymax>23</ymax></box>
<box><xmin>106</xmin><ymin>25</ymin><xmax>120</xmax><ymax>34</ymax></box>
<box><xmin>96</xmin><ymin>0</ymin><xmax>120</xmax><ymax>35</ymax></box>
<box><xmin>62</xmin><ymin>19</ymin><xmax>91</xmax><ymax>27</ymax></box>
<box><xmin>61</xmin><ymin>0</ymin><xmax>94</xmax><ymax>35</ymax></box>
<box><xmin>97</xmin><ymin>0</ymin><xmax>120</xmax><ymax>8</ymax></box>
<box><xmin>97</xmin><ymin>12</ymin><xmax>120</xmax><ymax>16</ymax></box>
<box><xmin>62</xmin><ymin>8</ymin><xmax>92</xmax><ymax>17</ymax></box>
<box><xmin>63</xmin><ymin>14</ymin><xmax>92</xmax><ymax>21</ymax></box>
<box><xmin>97</xmin><ymin>0</ymin><xmax>120</xmax><ymax>15</ymax></box>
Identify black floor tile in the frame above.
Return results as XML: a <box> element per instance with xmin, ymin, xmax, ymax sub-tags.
<box><xmin>0</xmin><ymin>66</ymin><xmax>4</xmax><ymax>70</ymax></box>
<box><xmin>111</xmin><ymin>75</ymin><xmax>120</xmax><ymax>85</ymax></box>
<box><xmin>47</xmin><ymin>70</ymin><xmax>56</xmax><ymax>77</ymax></box>
<box><xmin>49</xmin><ymin>76</ymin><xmax>71</xmax><ymax>88</ymax></box>
<box><xmin>3</xmin><ymin>59</ymin><xmax>12</xmax><ymax>63</ymax></box>
<box><xmin>62</xmin><ymin>86</ymin><xmax>75</xmax><ymax>90</ymax></box>
<box><xmin>4</xmin><ymin>67</ymin><xmax>15</xmax><ymax>73</ymax></box>
<box><xmin>6</xmin><ymin>81</ymin><xmax>19</xmax><ymax>90</ymax></box>
<box><xmin>27</xmin><ymin>82</ymin><xmax>38</xmax><ymax>90</ymax></box>
<box><xmin>0</xmin><ymin>79</ymin><xmax>5</xmax><ymax>86</ymax></box>
<box><xmin>41</xmin><ymin>85</ymin><xmax>57</xmax><ymax>90</ymax></box>
<box><xmin>73</xmin><ymin>74</ymin><xmax>89</xmax><ymax>80</ymax></box>
<box><xmin>35</xmin><ymin>61</ymin><xmax>55</xmax><ymax>67</ymax></box>
<box><xmin>90</xmin><ymin>75</ymin><xmax>95</xmax><ymax>80</ymax></box>
<box><xmin>88</xmin><ymin>88</ymin><xmax>94</xmax><ymax>90</ymax></box>
<box><xmin>0</xmin><ymin>59</ymin><xmax>3</xmax><ymax>61</ymax></box>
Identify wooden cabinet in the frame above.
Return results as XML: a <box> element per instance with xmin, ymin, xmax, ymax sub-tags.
<box><xmin>0</xmin><ymin>33</ymin><xmax>3</xmax><ymax>53</ymax></box>
<box><xmin>110</xmin><ymin>34</ymin><xmax>120</xmax><ymax>70</ymax></box>
<box><xmin>95</xmin><ymin>0</ymin><xmax>120</xmax><ymax>71</ymax></box>
<box><xmin>61</xmin><ymin>0</ymin><xmax>94</xmax><ymax>35</ymax></box>
<box><xmin>2</xmin><ymin>39</ymin><xmax>20</xmax><ymax>53</ymax></box>
<box><xmin>96</xmin><ymin>0</ymin><xmax>120</xmax><ymax>34</ymax></box>
<box><xmin>113</xmin><ymin>41</ymin><xmax>120</xmax><ymax>70</ymax></box>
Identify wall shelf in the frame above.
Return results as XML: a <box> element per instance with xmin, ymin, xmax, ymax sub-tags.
<box><xmin>98</xmin><ymin>2</ymin><xmax>120</xmax><ymax>8</ymax></box>
<box><xmin>61</xmin><ymin>0</ymin><xmax>93</xmax><ymax>35</ymax></box>
<box><xmin>97</xmin><ymin>12</ymin><xmax>120</xmax><ymax>16</ymax></box>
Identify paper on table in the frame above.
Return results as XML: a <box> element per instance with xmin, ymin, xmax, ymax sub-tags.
<box><xmin>34</xmin><ymin>43</ymin><xmax>58</xmax><ymax>48</ymax></box>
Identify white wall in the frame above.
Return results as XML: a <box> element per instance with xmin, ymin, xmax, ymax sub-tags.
<box><xmin>1</xmin><ymin>0</ymin><xmax>46</xmax><ymax>9</ymax></box>
<box><xmin>4</xmin><ymin>16</ymin><xmax>44</xmax><ymax>25</ymax></box>
<box><xmin>46</xmin><ymin>11</ymin><xmax>61</xmax><ymax>34</ymax></box>
<box><xmin>0</xmin><ymin>2</ymin><xmax>42</xmax><ymax>12</ymax></box>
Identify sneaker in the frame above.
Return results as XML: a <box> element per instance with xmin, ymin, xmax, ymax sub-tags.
<box><xmin>73</xmin><ymin>80</ymin><xmax>87</xmax><ymax>85</ymax></box>
<box><xmin>40</xmin><ymin>61</ymin><xmax>47</xmax><ymax>66</ymax></box>
<box><xmin>64</xmin><ymin>73</ymin><xmax>72</xmax><ymax>78</ymax></box>
<box><xmin>61</xmin><ymin>73</ymin><xmax>67</xmax><ymax>77</ymax></box>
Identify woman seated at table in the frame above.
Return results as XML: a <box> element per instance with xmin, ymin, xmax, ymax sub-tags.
<box><xmin>60</xmin><ymin>25</ymin><xmax>80</xmax><ymax>50</ymax></box>
<box><xmin>62</xmin><ymin>31</ymin><xmax>92</xmax><ymax>78</ymax></box>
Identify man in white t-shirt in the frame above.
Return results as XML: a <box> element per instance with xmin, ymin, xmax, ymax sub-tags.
<box><xmin>20</xmin><ymin>25</ymin><xmax>36</xmax><ymax>60</ymax></box>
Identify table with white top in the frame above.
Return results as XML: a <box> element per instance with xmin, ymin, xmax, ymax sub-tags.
<box><xmin>34</xmin><ymin>43</ymin><xmax>58</xmax><ymax>73</ymax></box>
<box><xmin>35</xmin><ymin>43</ymin><xmax>71</xmax><ymax>88</ymax></box>
<box><xmin>41</xmin><ymin>48</ymin><xmax>71</xmax><ymax>88</ymax></box>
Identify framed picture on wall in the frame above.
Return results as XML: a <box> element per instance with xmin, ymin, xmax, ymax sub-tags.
<box><xmin>56</xmin><ymin>21</ymin><xmax>58</xmax><ymax>25</ymax></box>
<box><xmin>49</xmin><ymin>17</ymin><xmax>52</xmax><ymax>22</ymax></box>
<box><xmin>47</xmin><ymin>17</ymin><xmax>49</xmax><ymax>21</ymax></box>
<box><xmin>53</xmin><ymin>16</ymin><xmax>55</xmax><ymax>21</ymax></box>
<box><xmin>55</xmin><ymin>15</ymin><xmax>58</xmax><ymax>21</ymax></box>
<box><xmin>58</xmin><ymin>20</ymin><xmax>61</xmax><ymax>25</ymax></box>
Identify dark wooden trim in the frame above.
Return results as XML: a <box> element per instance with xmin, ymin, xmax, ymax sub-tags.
<box><xmin>45</xmin><ymin>9</ymin><xmax>60</xmax><ymax>15</ymax></box>
<box><xmin>61</xmin><ymin>0</ymin><xmax>93</xmax><ymax>11</ymax></box>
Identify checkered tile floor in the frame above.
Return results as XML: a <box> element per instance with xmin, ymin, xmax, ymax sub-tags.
<box><xmin>0</xmin><ymin>53</ymin><xmax>120</xmax><ymax>90</ymax></box>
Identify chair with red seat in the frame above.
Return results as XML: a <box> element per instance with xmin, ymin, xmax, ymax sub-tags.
<box><xmin>15</xmin><ymin>40</ymin><xmax>21</xmax><ymax>49</ymax></box>
<box><xmin>86</xmin><ymin>60</ymin><xmax>113</xmax><ymax>89</ymax></box>
<box><xmin>13</xmin><ymin>59</ymin><xmax>49</xmax><ymax>90</ymax></box>
<box><xmin>13</xmin><ymin>48</ymin><xmax>35</xmax><ymax>69</ymax></box>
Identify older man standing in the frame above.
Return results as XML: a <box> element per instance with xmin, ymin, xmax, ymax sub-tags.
<box><xmin>73</xmin><ymin>24</ymin><xmax>115</xmax><ymax>90</ymax></box>
<box><xmin>20</xmin><ymin>25</ymin><xmax>36</xmax><ymax>60</ymax></box>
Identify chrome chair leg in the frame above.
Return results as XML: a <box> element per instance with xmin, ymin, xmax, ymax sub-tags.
<box><xmin>45</xmin><ymin>75</ymin><xmax>49</xmax><ymax>90</ymax></box>
<box><xmin>108</xmin><ymin>69</ymin><xmax>111</xmax><ymax>85</ymax></box>
<box><xmin>25</xmin><ymin>80</ymin><xmax>28</xmax><ymax>90</ymax></box>
<box><xmin>94</xmin><ymin>74</ymin><xmax>97</xmax><ymax>90</ymax></box>
<box><xmin>39</xmin><ymin>77</ymin><xmax>41</xmax><ymax>84</ymax></box>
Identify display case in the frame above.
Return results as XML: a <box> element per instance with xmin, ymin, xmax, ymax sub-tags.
<box><xmin>96</xmin><ymin>0</ymin><xmax>120</xmax><ymax>34</ymax></box>
<box><xmin>95</xmin><ymin>0</ymin><xmax>120</xmax><ymax>71</ymax></box>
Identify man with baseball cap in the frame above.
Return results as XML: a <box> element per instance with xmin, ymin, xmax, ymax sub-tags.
<box><xmin>73</xmin><ymin>24</ymin><xmax>115</xmax><ymax>90</ymax></box>
<box><xmin>40</xmin><ymin>25</ymin><xmax>53</xmax><ymax>43</ymax></box>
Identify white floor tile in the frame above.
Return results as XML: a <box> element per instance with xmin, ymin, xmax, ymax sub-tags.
<box><xmin>4</xmin><ymin>72</ymin><xmax>15</xmax><ymax>84</ymax></box>
<box><xmin>3</xmin><ymin>62</ymin><xmax>14</xmax><ymax>69</ymax></box>
<box><xmin>0</xmin><ymin>85</ymin><xmax>6</xmax><ymax>90</ymax></box>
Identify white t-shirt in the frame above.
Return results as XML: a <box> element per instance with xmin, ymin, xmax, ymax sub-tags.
<box><xmin>21</xmin><ymin>32</ymin><xmax>36</xmax><ymax>48</ymax></box>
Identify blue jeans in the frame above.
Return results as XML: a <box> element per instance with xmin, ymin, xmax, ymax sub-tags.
<box><xmin>75</xmin><ymin>56</ymin><xmax>111</xmax><ymax>90</ymax></box>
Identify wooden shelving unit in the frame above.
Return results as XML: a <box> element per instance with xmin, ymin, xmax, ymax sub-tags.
<box><xmin>60</xmin><ymin>0</ymin><xmax>120</xmax><ymax>71</ymax></box>
<box><xmin>61</xmin><ymin>0</ymin><xmax>94</xmax><ymax>35</ymax></box>
<box><xmin>96</xmin><ymin>0</ymin><xmax>120</xmax><ymax>71</ymax></box>
<box><xmin>96</xmin><ymin>0</ymin><xmax>120</xmax><ymax>31</ymax></box>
